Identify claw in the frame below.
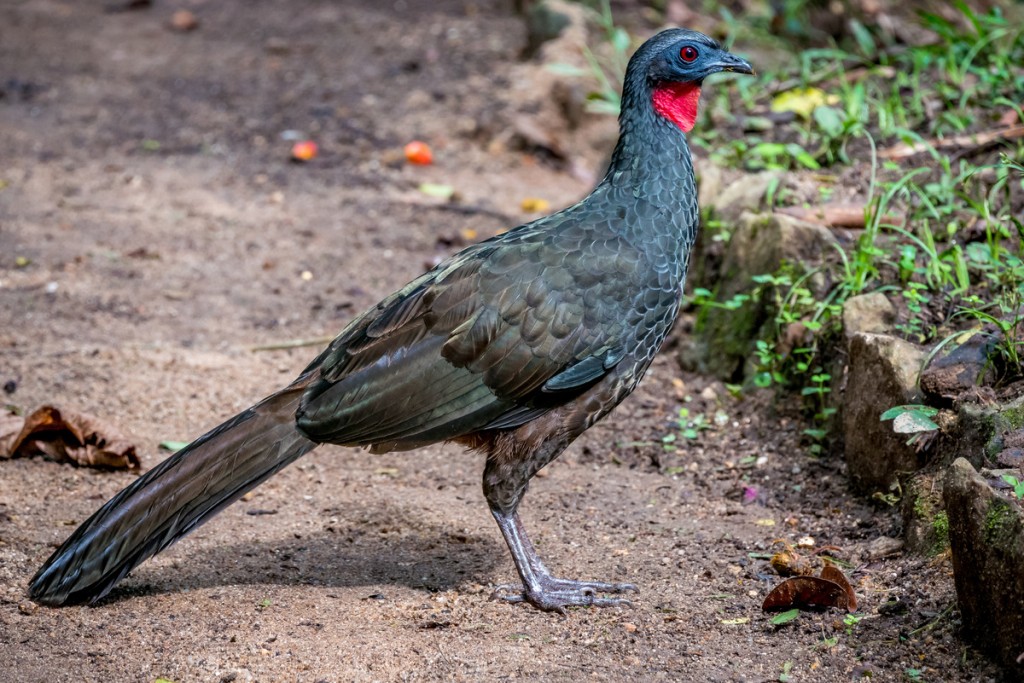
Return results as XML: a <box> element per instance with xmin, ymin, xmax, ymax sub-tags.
<box><xmin>491</xmin><ymin>576</ymin><xmax>636</xmax><ymax>612</ymax></box>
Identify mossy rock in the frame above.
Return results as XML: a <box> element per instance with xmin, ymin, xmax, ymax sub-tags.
<box><xmin>944</xmin><ymin>458</ymin><xmax>1024</xmax><ymax>675</ymax></box>
<box><xmin>943</xmin><ymin>394</ymin><xmax>1024</xmax><ymax>469</ymax></box>
<box><xmin>689</xmin><ymin>211</ymin><xmax>836</xmax><ymax>381</ymax></box>
<box><xmin>901</xmin><ymin>471</ymin><xmax>949</xmax><ymax>557</ymax></box>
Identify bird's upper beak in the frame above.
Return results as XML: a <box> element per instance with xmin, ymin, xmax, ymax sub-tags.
<box><xmin>712</xmin><ymin>52</ymin><xmax>754</xmax><ymax>75</ymax></box>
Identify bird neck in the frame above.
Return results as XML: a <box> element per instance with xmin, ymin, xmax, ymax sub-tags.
<box><xmin>580</xmin><ymin>74</ymin><xmax>700</xmax><ymax>285</ymax></box>
<box><xmin>599</xmin><ymin>77</ymin><xmax>698</xmax><ymax>224</ymax></box>
<box><xmin>605</xmin><ymin>71</ymin><xmax>698</xmax><ymax>185</ymax></box>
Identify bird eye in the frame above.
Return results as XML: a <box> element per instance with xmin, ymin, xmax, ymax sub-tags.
<box><xmin>680</xmin><ymin>46</ymin><xmax>698</xmax><ymax>63</ymax></box>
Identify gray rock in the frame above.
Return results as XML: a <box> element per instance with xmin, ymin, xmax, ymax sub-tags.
<box><xmin>944</xmin><ymin>457</ymin><xmax>1024</xmax><ymax>675</ymax></box>
<box><xmin>842</xmin><ymin>333</ymin><xmax>926</xmax><ymax>492</ymax></box>
<box><xmin>919</xmin><ymin>329</ymin><xmax>998</xmax><ymax>402</ymax></box>
<box><xmin>690</xmin><ymin>211</ymin><xmax>837</xmax><ymax>380</ymax></box>
<box><xmin>522</xmin><ymin>0</ymin><xmax>573</xmax><ymax>59</ymax></box>
<box><xmin>864</xmin><ymin>535</ymin><xmax>905</xmax><ymax>561</ymax></box>
<box><xmin>723</xmin><ymin>212</ymin><xmax>835</xmax><ymax>284</ymax></box>
<box><xmin>842</xmin><ymin>292</ymin><xmax>896</xmax><ymax>339</ymax></box>
<box><xmin>696</xmin><ymin>162</ymin><xmax>725</xmax><ymax>212</ymax></box>
<box><xmin>707</xmin><ymin>171</ymin><xmax>782</xmax><ymax>224</ymax></box>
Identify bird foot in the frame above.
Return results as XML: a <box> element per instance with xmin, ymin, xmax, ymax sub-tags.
<box><xmin>491</xmin><ymin>577</ymin><xmax>637</xmax><ymax>613</ymax></box>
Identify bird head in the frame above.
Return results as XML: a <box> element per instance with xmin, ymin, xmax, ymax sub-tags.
<box><xmin>629</xmin><ymin>29</ymin><xmax>753</xmax><ymax>134</ymax></box>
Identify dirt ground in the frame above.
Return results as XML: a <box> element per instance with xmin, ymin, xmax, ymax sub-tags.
<box><xmin>0</xmin><ymin>1</ymin><xmax>1006</xmax><ymax>681</ymax></box>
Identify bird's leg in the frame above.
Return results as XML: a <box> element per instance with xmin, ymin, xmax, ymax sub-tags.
<box><xmin>490</xmin><ymin>507</ymin><xmax>636</xmax><ymax>612</ymax></box>
<box><xmin>482</xmin><ymin>439</ymin><xmax>635</xmax><ymax>612</ymax></box>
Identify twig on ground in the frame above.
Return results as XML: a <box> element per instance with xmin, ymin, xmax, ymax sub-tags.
<box><xmin>251</xmin><ymin>336</ymin><xmax>335</xmax><ymax>352</ymax></box>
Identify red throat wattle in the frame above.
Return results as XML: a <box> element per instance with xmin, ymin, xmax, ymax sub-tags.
<box><xmin>652</xmin><ymin>82</ymin><xmax>701</xmax><ymax>133</ymax></box>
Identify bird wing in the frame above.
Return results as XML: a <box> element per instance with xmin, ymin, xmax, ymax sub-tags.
<box><xmin>295</xmin><ymin>218</ymin><xmax>651</xmax><ymax>450</ymax></box>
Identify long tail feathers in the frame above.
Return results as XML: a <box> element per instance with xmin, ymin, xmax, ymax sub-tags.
<box><xmin>29</xmin><ymin>383</ymin><xmax>317</xmax><ymax>606</ymax></box>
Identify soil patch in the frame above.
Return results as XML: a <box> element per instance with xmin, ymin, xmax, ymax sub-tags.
<box><xmin>0</xmin><ymin>2</ymin><xmax>1001</xmax><ymax>680</ymax></box>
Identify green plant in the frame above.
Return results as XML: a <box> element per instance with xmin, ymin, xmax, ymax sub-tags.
<box><xmin>797</xmin><ymin>370</ymin><xmax>835</xmax><ymax>455</ymax></box>
<box><xmin>547</xmin><ymin>0</ymin><xmax>630</xmax><ymax>115</ymax></box>
<box><xmin>881</xmin><ymin>405</ymin><xmax>940</xmax><ymax>444</ymax></box>
<box><xmin>686</xmin><ymin>2</ymin><xmax>1024</xmax><ymax>460</ymax></box>
<box><xmin>1002</xmin><ymin>474</ymin><xmax>1024</xmax><ymax>500</ymax></box>
<box><xmin>662</xmin><ymin>407</ymin><xmax>711</xmax><ymax>450</ymax></box>
<box><xmin>843</xmin><ymin>612</ymin><xmax>864</xmax><ymax>635</ymax></box>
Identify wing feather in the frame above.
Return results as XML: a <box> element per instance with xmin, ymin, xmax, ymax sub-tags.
<box><xmin>296</xmin><ymin>218</ymin><xmax>648</xmax><ymax>450</ymax></box>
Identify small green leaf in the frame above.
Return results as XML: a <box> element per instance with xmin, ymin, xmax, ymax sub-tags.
<box><xmin>159</xmin><ymin>440</ymin><xmax>190</xmax><ymax>452</ymax></box>
<box><xmin>417</xmin><ymin>183</ymin><xmax>455</xmax><ymax>199</ymax></box>
<box><xmin>880</xmin><ymin>404</ymin><xmax>938</xmax><ymax>421</ymax></box>
<box><xmin>892</xmin><ymin>411</ymin><xmax>940</xmax><ymax>434</ymax></box>
<box><xmin>771</xmin><ymin>608</ymin><xmax>801</xmax><ymax>626</ymax></box>
<box><xmin>814</xmin><ymin>106</ymin><xmax>845</xmax><ymax>138</ymax></box>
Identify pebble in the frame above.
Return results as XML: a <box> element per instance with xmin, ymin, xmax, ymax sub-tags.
<box><xmin>865</xmin><ymin>536</ymin><xmax>905</xmax><ymax>560</ymax></box>
<box><xmin>169</xmin><ymin>9</ymin><xmax>199</xmax><ymax>32</ymax></box>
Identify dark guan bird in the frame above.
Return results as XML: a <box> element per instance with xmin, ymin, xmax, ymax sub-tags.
<box><xmin>29</xmin><ymin>29</ymin><xmax>751</xmax><ymax>612</ymax></box>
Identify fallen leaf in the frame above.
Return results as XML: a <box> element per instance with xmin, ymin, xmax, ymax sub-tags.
<box><xmin>771</xmin><ymin>549</ymin><xmax>819</xmax><ymax>577</ymax></box>
<box><xmin>770</xmin><ymin>87</ymin><xmax>837</xmax><ymax>119</ymax></box>
<box><xmin>417</xmin><ymin>183</ymin><xmax>455</xmax><ymax>200</ymax></box>
<box><xmin>755</xmin><ymin>518</ymin><xmax>776</xmax><ymax>527</ymax></box>
<box><xmin>520</xmin><ymin>197</ymin><xmax>550</xmax><ymax>213</ymax></box>
<box><xmin>762</xmin><ymin>576</ymin><xmax>849</xmax><ymax>612</ymax></box>
<box><xmin>159</xmin><ymin>440</ymin><xmax>190</xmax><ymax>452</ymax></box>
<box><xmin>0</xmin><ymin>405</ymin><xmax>139</xmax><ymax>469</ymax></box>
<box><xmin>720</xmin><ymin>617</ymin><xmax>750</xmax><ymax>625</ymax></box>
<box><xmin>820</xmin><ymin>564</ymin><xmax>857</xmax><ymax>611</ymax></box>
<box><xmin>770</xmin><ymin>608</ymin><xmax>801</xmax><ymax>625</ymax></box>
<box><xmin>998</xmin><ymin>108</ymin><xmax>1019</xmax><ymax>127</ymax></box>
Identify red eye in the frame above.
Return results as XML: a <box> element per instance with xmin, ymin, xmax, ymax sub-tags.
<box><xmin>680</xmin><ymin>46</ymin><xmax>698</xmax><ymax>63</ymax></box>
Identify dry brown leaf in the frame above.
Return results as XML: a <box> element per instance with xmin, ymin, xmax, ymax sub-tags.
<box><xmin>770</xmin><ymin>549</ymin><xmax>820</xmax><ymax>577</ymax></box>
<box><xmin>998</xmin><ymin>109</ymin><xmax>1020</xmax><ymax>127</ymax></box>
<box><xmin>762</xmin><ymin>575</ymin><xmax>849</xmax><ymax>612</ymax></box>
<box><xmin>820</xmin><ymin>563</ymin><xmax>858</xmax><ymax>611</ymax></box>
<box><xmin>0</xmin><ymin>405</ymin><xmax>139</xmax><ymax>469</ymax></box>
